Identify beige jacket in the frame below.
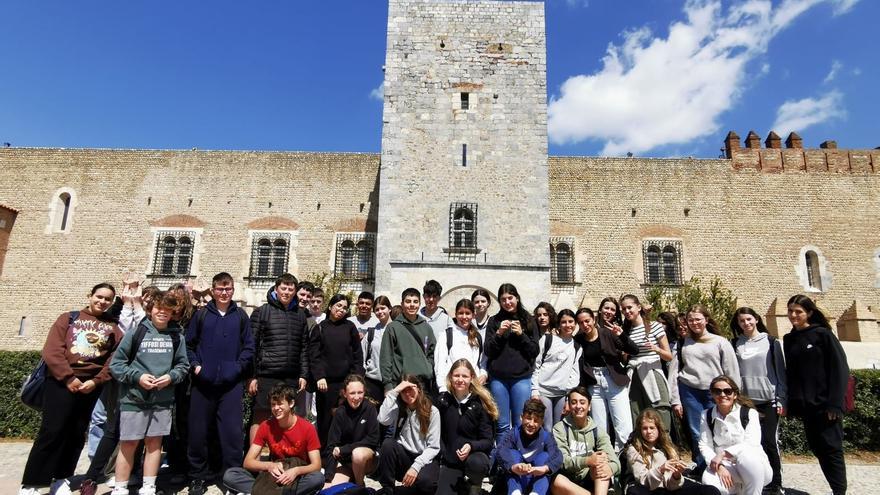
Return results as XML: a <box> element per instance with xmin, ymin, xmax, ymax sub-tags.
<box><xmin>624</xmin><ymin>444</ymin><xmax>685</xmax><ymax>491</ymax></box>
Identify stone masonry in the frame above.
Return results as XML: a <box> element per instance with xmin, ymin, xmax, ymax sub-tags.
<box><xmin>375</xmin><ymin>0</ymin><xmax>551</xmax><ymax>305</ymax></box>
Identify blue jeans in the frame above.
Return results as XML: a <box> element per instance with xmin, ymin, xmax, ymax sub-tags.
<box><xmin>506</xmin><ymin>451</ymin><xmax>551</xmax><ymax>495</ymax></box>
<box><xmin>87</xmin><ymin>392</ymin><xmax>109</xmax><ymax>460</ymax></box>
<box><xmin>490</xmin><ymin>377</ymin><xmax>532</xmax><ymax>435</ymax></box>
<box><xmin>679</xmin><ymin>382</ymin><xmax>714</xmax><ymax>470</ymax></box>
<box><xmin>589</xmin><ymin>367</ymin><xmax>633</xmax><ymax>451</ymax></box>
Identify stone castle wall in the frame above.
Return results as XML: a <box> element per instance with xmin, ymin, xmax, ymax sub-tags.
<box><xmin>0</xmin><ymin>147</ymin><xmax>379</xmax><ymax>350</ymax></box>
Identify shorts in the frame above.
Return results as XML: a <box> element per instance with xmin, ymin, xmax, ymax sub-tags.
<box><xmin>119</xmin><ymin>408</ymin><xmax>173</xmax><ymax>441</ymax></box>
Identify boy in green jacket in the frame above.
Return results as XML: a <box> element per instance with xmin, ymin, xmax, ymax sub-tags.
<box><xmin>552</xmin><ymin>386</ymin><xmax>619</xmax><ymax>495</ymax></box>
<box><xmin>109</xmin><ymin>291</ymin><xmax>190</xmax><ymax>495</ymax></box>
<box><xmin>379</xmin><ymin>287</ymin><xmax>437</xmax><ymax>397</ymax></box>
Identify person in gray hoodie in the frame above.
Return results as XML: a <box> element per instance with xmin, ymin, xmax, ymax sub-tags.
<box><xmin>730</xmin><ymin>307</ymin><xmax>786</xmax><ymax>495</ymax></box>
<box><xmin>109</xmin><ymin>291</ymin><xmax>190</xmax><ymax>495</ymax></box>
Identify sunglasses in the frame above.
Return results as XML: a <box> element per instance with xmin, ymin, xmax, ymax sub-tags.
<box><xmin>710</xmin><ymin>387</ymin><xmax>735</xmax><ymax>397</ymax></box>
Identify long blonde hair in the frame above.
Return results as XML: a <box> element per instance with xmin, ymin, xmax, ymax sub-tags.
<box><xmin>629</xmin><ymin>408</ymin><xmax>678</xmax><ymax>467</ymax></box>
<box><xmin>445</xmin><ymin>359</ymin><xmax>499</xmax><ymax>421</ymax></box>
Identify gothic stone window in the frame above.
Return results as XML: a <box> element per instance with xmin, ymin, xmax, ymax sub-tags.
<box><xmin>149</xmin><ymin>230</ymin><xmax>196</xmax><ymax>285</ymax></box>
<box><xmin>248</xmin><ymin>232</ymin><xmax>291</xmax><ymax>286</ymax></box>
<box><xmin>550</xmin><ymin>237</ymin><xmax>575</xmax><ymax>284</ymax></box>
<box><xmin>449</xmin><ymin>203</ymin><xmax>478</xmax><ymax>251</ymax></box>
<box><xmin>334</xmin><ymin>233</ymin><xmax>375</xmax><ymax>281</ymax></box>
<box><xmin>643</xmin><ymin>239</ymin><xmax>683</xmax><ymax>285</ymax></box>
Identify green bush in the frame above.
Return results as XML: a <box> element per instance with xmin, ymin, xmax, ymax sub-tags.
<box><xmin>0</xmin><ymin>350</ymin><xmax>43</xmax><ymax>438</ymax></box>
<box><xmin>645</xmin><ymin>276</ymin><xmax>739</xmax><ymax>338</ymax></box>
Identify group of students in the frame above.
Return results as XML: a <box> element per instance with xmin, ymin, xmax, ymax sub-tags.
<box><xmin>19</xmin><ymin>274</ymin><xmax>851</xmax><ymax>495</ymax></box>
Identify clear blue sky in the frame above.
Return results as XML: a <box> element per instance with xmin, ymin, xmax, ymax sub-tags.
<box><xmin>1</xmin><ymin>0</ymin><xmax>876</xmax><ymax>158</ymax></box>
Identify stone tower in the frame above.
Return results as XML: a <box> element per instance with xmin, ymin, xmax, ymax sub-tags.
<box><xmin>375</xmin><ymin>0</ymin><xmax>550</xmax><ymax>306</ymax></box>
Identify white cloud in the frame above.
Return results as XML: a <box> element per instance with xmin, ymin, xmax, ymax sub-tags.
<box><xmin>823</xmin><ymin>60</ymin><xmax>843</xmax><ymax>84</ymax></box>
<box><xmin>547</xmin><ymin>0</ymin><xmax>857</xmax><ymax>156</ymax></box>
<box><xmin>369</xmin><ymin>82</ymin><xmax>384</xmax><ymax>101</ymax></box>
<box><xmin>852</xmin><ymin>67</ymin><xmax>862</xmax><ymax>76</ymax></box>
<box><xmin>564</xmin><ymin>0</ymin><xmax>590</xmax><ymax>7</ymax></box>
<box><xmin>831</xmin><ymin>0</ymin><xmax>860</xmax><ymax>15</ymax></box>
<box><xmin>772</xmin><ymin>90</ymin><xmax>846</xmax><ymax>136</ymax></box>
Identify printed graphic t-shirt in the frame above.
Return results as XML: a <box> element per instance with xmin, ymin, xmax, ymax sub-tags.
<box><xmin>252</xmin><ymin>416</ymin><xmax>321</xmax><ymax>462</ymax></box>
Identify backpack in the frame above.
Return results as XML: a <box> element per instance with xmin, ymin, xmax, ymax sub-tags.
<box><xmin>445</xmin><ymin>325</ymin><xmax>483</xmax><ymax>363</ymax></box>
<box><xmin>20</xmin><ymin>310</ymin><xmax>80</xmax><ymax>410</ymax></box>
<box><xmin>705</xmin><ymin>405</ymin><xmax>751</xmax><ymax>440</ymax></box>
<box><xmin>844</xmin><ymin>374</ymin><xmax>857</xmax><ymax>414</ymax></box>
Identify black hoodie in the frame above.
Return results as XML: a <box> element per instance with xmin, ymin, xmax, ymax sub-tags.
<box><xmin>783</xmin><ymin>323</ymin><xmax>850</xmax><ymax>417</ymax></box>
<box><xmin>309</xmin><ymin>316</ymin><xmax>364</xmax><ymax>382</ymax></box>
<box><xmin>323</xmin><ymin>398</ymin><xmax>380</xmax><ymax>480</ymax></box>
<box><xmin>484</xmin><ymin>309</ymin><xmax>540</xmax><ymax>379</ymax></box>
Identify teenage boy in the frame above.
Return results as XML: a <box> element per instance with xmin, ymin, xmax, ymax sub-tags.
<box><xmin>348</xmin><ymin>291</ymin><xmax>380</xmax><ymax>338</ymax></box>
<box><xmin>380</xmin><ymin>288</ymin><xmax>437</xmax><ymax>396</ymax></box>
<box><xmin>223</xmin><ymin>383</ymin><xmax>324</xmax><ymax>495</ymax></box>
<box><xmin>109</xmin><ymin>291</ymin><xmax>190</xmax><ymax>495</ymax></box>
<box><xmin>497</xmin><ymin>399</ymin><xmax>564</xmax><ymax>495</ymax></box>
<box><xmin>309</xmin><ymin>287</ymin><xmax>326</xmax><ymax>324</ymax></box>
<box><xmin>296</xmin><ymin>281</ymin><xmax>315</xmax><ymax>310</ymax></box>
<box><xmin>420</xmin><ymin>280</ymin><xmax>453</xmax><ymax>341</ymax></box>
<box><xmin>248</xmin><ymin>273</ymin><xmax>314</xmax><ymax>436</ymax></box>
<box><xmin>185</xmin><ymin>272</ymin><xmax>255</xmax><ymax>494</ymax></box>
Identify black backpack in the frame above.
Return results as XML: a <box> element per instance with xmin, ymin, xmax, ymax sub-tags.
<box><xmin>444</xmin><ymin>325</ymin><xmax>483</xmax><ymax>362</ymax></box>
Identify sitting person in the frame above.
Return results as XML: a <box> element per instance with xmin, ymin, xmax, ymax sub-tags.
<box><xmin>699</xmin><ymin>376</ymin><xmax>771</xmax><ymax>495</ymax></box>
<box><xmin>497</xmin><ymin>399</ymin><xmax>563</xmax><ymax>495</ymax></box>
<box><xmin>551</xmin><ymin>387</ymin><xmax>617</xmax><ymax>495</ymax></box>
<box><xmin>323</xmin><ymin>375</ymin><xmax>380</xmax><ymax>488</ymax></box>
<box><xmin>436</xmin><ymin>359</ymin><xmax>497</xmax><ymax>495</ymax></box>
<box><xmin>222</xmin><ymin>383</ymin><xmax>323</xmax><ymax>495</ymax></box>
<box><xmin>625</xmin><ymin>408</ymin><xmax>720</xmax><ymax>494</ymax></box>
<box><xmin>376</xmin><ymin>375</ymin><xmax>441</xmax><ymax>494</ymax></box>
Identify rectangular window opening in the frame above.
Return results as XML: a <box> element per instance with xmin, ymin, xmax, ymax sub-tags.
<box><xmin>462</xmin><ymin>144</ymin><xmax>467</xmax><ymax>167</ymax></box>
<box><xmin>461</xmin><ymin>92</ymin><xmax>469</xmax><ymax>110</ymax></box>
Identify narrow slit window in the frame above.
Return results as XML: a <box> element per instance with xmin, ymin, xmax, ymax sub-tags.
<box><xmin>462</xmin><ymin>144</ymin><xmax>467</xmax><ymax>167</ymax></box>
<box><xmin>461</xmin><ymin>92</ymin><xmax>469</xmax><ymax>110</ymax></box>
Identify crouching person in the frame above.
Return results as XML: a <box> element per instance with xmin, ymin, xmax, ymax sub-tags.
<box><xmin>223</xmin><ymin>383</ymin><xmax>323</xmax><ymax>495</ymax></box>
<box><xmin>376</xmin><ymin>375</ymin><xmax>441</xmax><ymax>494</ymax></box>
<box><xmin>551</xmin><ymin>387</ymin><xmax>618</xmax><ymax>495</ymax></box>
<box><xmin>109</xmin><ymin>291</ymin><xmax>190</xmax><ymax>495</ymax></box>
<box><xmin>497</xmin><ymin>399</ymin><xmax>563</xmax><ymax>495</ymax></box>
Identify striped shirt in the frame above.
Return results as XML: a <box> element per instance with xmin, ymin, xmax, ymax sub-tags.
<box><xmin>627</xmin><ymin>321</ymin><xmax>666</xmax><ymax>364</ymax></box>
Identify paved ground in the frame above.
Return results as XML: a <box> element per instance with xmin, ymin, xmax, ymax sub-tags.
<box><xmin>2</xmin><ymin>441</ymin><xmax>878</xmax><ymax>494</ymax></box>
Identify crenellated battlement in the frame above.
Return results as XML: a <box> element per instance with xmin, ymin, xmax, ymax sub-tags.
<box><xmin>725</xmin><ymin>130</ymin><xmax>880</xmax><ymax>173</ymax></box>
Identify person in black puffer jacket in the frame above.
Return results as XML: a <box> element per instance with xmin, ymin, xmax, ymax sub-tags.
<box><xmin>323</xmin><ymin>375</ymin><xmax>380</xmax><ymax>488</ymax></box>
<box><xmin>247</xmin><ymin>273</ymin><xmax>314</xmax><ymax>441</ymax></box>
<box><xmin>436</xmin><ymin>359</ymin><xmax>497</xmax><ymax>495</ymax></box>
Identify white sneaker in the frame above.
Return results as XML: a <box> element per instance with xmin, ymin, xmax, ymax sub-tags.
<box><xmin>49</xmin><ymin>479</ymin><xmax>71</xmax><ymax>495</ymax></box>
<box><xmin>137</xmin><ymin>487</ymin><xmax>156</xmax><ymax>495</ymax></box>
<box><xmin>18</xmin><ymin>487</ymin><xmax>41</xmax><ymax>495</ymax></box>
<box><xmin>106</xmin><ymin>477</ymin><xmax>115</xmax><ymax>488</ymax></box>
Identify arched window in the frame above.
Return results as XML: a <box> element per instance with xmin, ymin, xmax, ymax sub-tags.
<box><xmin>247</xmin><ymin>232</ymin><xmax>291</xmax><ymax>285</ymax></box>
<box><xmin>805</xmin><ymin>250</ymin><xmax>822</xmax><ymax>291</ymax></box>
<box><xmin>645</xmin><ymin>245</ymin><xmax>661</xmax><ymax>284</ymax></box>
<box><xmin>334</xmin><ymin>233</ymin><xmax>376</xmax><ymax>281</ymax></box>
<box><xmin>643</xmin><ymin>239</ymin><xmax>683</xmax><ymax>285</ymax></box>
<box><xmin>256</xmin><ymin>238</ymin><xmax>272</xmax><ymax>277</ymax></box>
<box><xmin>272</xmin><ymin>238</ymin><xmax>288</xmax><ymax>276</ymax></box>
<box><xmin>550</xmin><ymin>240</ymin><xmax>574</xmax><ymax>283</ymax></box>
<box><xmin>151</xmin><ymin>230</ymin><xmax>197</xmax><ymax>280</ymax></box>
<box><xmin>48</xmin><ymin>188</ymin><xmax>76</xmax><ymax>233</ymax></box>
<box><xmin>450</xmin><ymin>203</ymin><xmax>478</xmax><ymax>250</ymax></box>
<box><xmin>340</xmin><ymin>240</ymin><xmax>356</xmax><ymax>276</ymax></box>
<box><xmin>662</xmin><ymin>245</ymin><xmax>678</xmax><ymax>283</ymax></box>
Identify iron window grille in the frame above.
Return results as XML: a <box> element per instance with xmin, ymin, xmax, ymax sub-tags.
<box><xmin>148</xmin><ymin>230</ymin><xmax>196</xmax><ymax>284</ymax></box>
<box><xmin>550</xmin><ymin>237</ymin><xmax>575</xmax><ymax>284</ymax></box>
<box><xmin>449</xmin><ymin>203</ymin><xmax>478</xmax><ymax>251</ymax></box>
<box><xmin>248</xmin><ymin>232</ymin><xmax>291</xmax><ymax>285</ymax></box>
<box><xmin>642</xmin><ymin>239</ymin><xmax>683</xmax><ymax>285</ymax></box>
<box><xmin>334</xmin><ymin>233</ymin><xmax>376</xmax><ymax>281</ymax></box>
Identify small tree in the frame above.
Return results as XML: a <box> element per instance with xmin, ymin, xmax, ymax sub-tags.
<box><xmin>645</xmin><ymin>276</ymin><xmax>738</xmax><ymax>338</ymax></box>
<box><xmin>308</xmin><ymin>271</ymin><xmax>355</xmax><ymax>312</ymax></box>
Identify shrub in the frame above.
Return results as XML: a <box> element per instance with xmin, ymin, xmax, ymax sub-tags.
<box><xmin>645</xmin><ymin>276</ymin><xmax>738</xmax><ymax>338</ymax></box>
<box><xmin>0</xmin><ymin>350</ymin><xmax>43</xmax><ymax>438</ymax></box>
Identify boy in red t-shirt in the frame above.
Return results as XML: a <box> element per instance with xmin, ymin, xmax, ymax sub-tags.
<box><xmin>223</xmin><ymin>383</ymin><xmax>323</xmax><ymax>495</ymax></box>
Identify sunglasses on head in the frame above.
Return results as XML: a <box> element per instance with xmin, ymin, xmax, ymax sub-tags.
<box><xmin>710</xmin><ymin>387</ymin><xmax>735</xmax><ymax>396</ymax></box>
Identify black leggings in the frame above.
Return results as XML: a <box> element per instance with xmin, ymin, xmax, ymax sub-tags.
<box><xmin>803</xmin><ymin>411</ymin><xmax>847</xmax><ymax>495</ymax></box>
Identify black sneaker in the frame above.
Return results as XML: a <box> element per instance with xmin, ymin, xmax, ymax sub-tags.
<box><xmin>188</xmin><ymin>479</ymin><xmax>206</xmax><ymax>495</ymax></box>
